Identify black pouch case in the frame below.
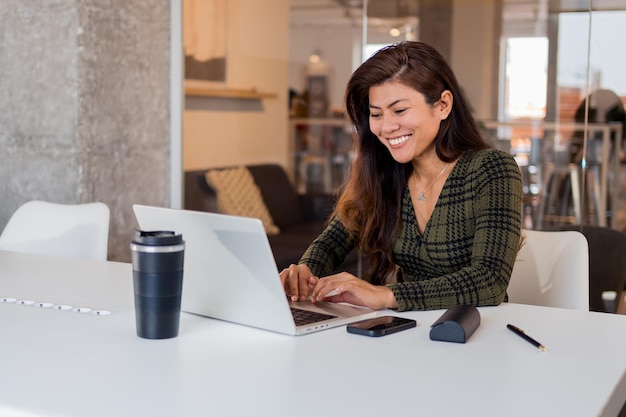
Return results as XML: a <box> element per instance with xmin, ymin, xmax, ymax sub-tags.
<box><xmin>429</xmin><ymin>305</ymin><xmax>481</xmax><ymax>343</ymax></box>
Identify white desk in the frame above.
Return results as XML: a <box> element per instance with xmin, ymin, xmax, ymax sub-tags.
<box><xmin>2</xmin><ymin>250</ymin><xmax>626</xmax><ymax>417</ymax></box>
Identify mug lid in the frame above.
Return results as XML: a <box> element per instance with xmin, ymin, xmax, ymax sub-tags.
<box><xmin>133</xmin><ymin>229</ymin><xmax>183</xmax><ymax>246</ymax></box>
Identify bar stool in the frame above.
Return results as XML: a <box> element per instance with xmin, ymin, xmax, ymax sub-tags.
<box><xmin>537</xmin><ymin>159</ymin><xmax>602</xmax><ymax>228</ymax></box>
<box><xmin>518</xmin><ymin>137</ymin><xmax>543</xmax><ymax>229</ymax></box>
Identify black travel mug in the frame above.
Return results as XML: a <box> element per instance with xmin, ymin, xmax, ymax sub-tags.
<box><xmin>130</xmin><ymin>230</ymin><xmax>185</xmax><ymax>339</ymax></box>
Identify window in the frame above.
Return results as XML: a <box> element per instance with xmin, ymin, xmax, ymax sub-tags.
<box><xmin>503</xmin><ymin>37</ymin><xmax>548</xmax><ymax>119</ymax></box>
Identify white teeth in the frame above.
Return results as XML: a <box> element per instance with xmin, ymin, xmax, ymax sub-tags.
<box><xmin>389</xmin><ymin>135</ymin><xmax>411</xmax><ymax>146</ymax></box>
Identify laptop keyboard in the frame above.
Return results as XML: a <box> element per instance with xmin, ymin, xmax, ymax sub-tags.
<box><xmin>290</xmin><ymin>307</ymin><xmax>337</xmax><ymax>326</ymax></box>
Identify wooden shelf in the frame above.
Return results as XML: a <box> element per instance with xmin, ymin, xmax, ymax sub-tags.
<box><xmin>184</xmin><ymin>82</ymin><xmax>276</xmax><ymax>100</ymax></box>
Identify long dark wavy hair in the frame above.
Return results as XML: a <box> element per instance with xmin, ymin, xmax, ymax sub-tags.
<box><xmin>334</xmin><ymin>41</ymin><xmax>490</xmax><ymax>285</ymax></box>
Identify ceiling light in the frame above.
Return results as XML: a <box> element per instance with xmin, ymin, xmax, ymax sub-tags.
<box><xmin>309</xmin><ymin>50</ymin><xmax>321</xmax><ymax>64</ymax></box>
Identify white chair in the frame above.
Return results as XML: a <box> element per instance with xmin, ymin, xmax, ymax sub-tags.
<box><xmin>507</xmin><ymin>229</ymin><xmax>589</xmax><ymax>311</ymax></box>
<box><xmin>0</xmin><ymin>200</ymin><xmax>110</xmax><ymax>261</ymax></box>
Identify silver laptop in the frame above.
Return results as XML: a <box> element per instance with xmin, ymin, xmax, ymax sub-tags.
<box><xmin>132</xmin><ymin>205</ymin><xmax>376</xmax><ymax>335</ymax></box>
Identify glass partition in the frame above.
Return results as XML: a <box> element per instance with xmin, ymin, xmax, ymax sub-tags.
<box><xmin>289</xmin><ymin>0</ymin><xmax>626</xmax><ymax>233</ymax></box>
<box><xmin>486</xmin><ymin>2</ymin><xmax>626</xmax><ymax>231</ymax></box>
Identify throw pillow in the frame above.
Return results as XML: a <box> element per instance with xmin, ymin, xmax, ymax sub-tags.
<box><xmin>205</xmin><ymin>167</ymin><xmax>280</xmax><ymax>235</ymax></box>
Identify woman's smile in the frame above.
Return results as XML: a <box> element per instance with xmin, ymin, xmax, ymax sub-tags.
<box><xmin>388</xmin><ymin>134</ymin><xmax>412</xmax><ymax>147</ymax></box>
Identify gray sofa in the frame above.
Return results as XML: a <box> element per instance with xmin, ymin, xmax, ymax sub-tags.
<box><xmin>184</xmin><ymin>164</ymin><xmax>362</xmax><ymax>275</ymax></box>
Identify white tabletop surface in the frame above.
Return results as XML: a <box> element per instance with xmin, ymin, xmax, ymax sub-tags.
<box><xmin>1</xmin><ymin>250</ymin><xmax>626</xmax><ymax>417</ymax></box>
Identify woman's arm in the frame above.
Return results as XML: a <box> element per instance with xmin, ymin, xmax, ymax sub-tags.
<box><xmin>280</xmin><ymin>217</ymin><xmax>357</xmax><ymax>302</ymax></box>
<box><xmin>298</xmin><ymin>217</ymin><xmax>358</xmax><ymax>278</ymax></box>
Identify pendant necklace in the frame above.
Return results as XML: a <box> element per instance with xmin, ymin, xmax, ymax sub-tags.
<box><xmin>414</xmin><ymin>163</ymin><xmax>450</xmax><ymax>202</ymax></box>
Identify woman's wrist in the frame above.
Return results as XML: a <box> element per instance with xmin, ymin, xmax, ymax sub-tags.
<box><xmin>383</xmin><ymin>285</ymin><xmax>399</xmax><ymax>309</ymax></box>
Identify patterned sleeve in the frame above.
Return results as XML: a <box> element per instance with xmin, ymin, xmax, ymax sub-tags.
<box><xmin>298</xmin><ymin>217</ymin><xmax>357</xmax><ymax>277</ymax></box>
<box><xmin>389</xmin><ymin>150</ymin><xmax>523</xmax><ymax>311</ymax></box>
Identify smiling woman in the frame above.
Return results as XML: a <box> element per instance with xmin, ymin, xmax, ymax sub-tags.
<box><xmin>281</xmin><ymin>41</ymin><xmax>523</xmax><ymax>312</ymax></box>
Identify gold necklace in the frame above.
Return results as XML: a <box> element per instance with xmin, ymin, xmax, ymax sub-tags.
<box><xmin>414</xmin><ymin>163</ymin><xmax>450</xmax><ymax>202</ymax></box>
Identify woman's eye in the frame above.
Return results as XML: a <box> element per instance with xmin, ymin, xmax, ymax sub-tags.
<box><xmin>369</xmin><ymin>113</ymin><xmax>382</xmax><ymax>119</ymax></box>
<box><xmin>394</xmin><ymin>108</ymin><xmax>407</xmax><ymax>115</ymax></box>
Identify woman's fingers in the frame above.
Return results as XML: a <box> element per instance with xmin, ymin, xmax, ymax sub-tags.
<box><xmin>282</xmin><ymin>264</ymin><xmax>317</xmax><ymax>301</ymax></box>
<box><xmin>310</xmin><ymin>273</ymin><xmax>395</xmax><ymax>310</ymax></box>
<box><xmin>310</xmin><ymin>273</ymin><xmax>350</xmax><ymax>301</ymax></box>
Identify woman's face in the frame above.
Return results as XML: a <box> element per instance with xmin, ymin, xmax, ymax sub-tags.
<box><xmin>368</xmin><ymin>81</ymin><xmax>451</xmax><ymax>164</ymax></box>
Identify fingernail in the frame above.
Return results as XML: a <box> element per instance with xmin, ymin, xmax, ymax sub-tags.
<box><xmin>291</xmin><ymin>295</ymin><xmax>297</xmax><ymax>302</ymax></box>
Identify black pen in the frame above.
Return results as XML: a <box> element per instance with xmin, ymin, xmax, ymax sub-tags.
<box><xmin>506</xmin><ymin>324</ymin><xmax>548</xmax><ymax>352</ymax></box>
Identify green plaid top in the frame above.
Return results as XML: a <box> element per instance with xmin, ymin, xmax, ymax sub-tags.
<box><xmin>299</xmin><ymin>149</ymin><xmax>523</xmax><ymax>311</ymax></box>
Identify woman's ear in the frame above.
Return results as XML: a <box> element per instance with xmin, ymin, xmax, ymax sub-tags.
<box><xmin>439</xmin><ymin>90</ymin><xmax>453</xmax><ymax>119</ymax></box>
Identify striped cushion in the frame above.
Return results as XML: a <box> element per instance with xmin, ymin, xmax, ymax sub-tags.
<box><xmin>205</xmin><ymin>167</ymin><xmax>280</xmax><ymax>235</ymax></box>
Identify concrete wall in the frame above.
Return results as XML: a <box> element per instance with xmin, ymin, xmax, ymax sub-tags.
<box><xmin>0</xmin><ymin>1</ymin><xmax>173</xmax><ymax>262</ymax></box>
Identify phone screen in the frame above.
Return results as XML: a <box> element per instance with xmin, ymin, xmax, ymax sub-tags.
<box><xmin>347</xmin><ymin>316</ymin><xmax>416</xmax><ymax>337</ymax></box>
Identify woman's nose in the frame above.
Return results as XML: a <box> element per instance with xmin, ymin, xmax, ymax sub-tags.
<box><xmin>381</xmin><ymin>116</ymin><xmax>399</xmax><ymax>134</ymax></box>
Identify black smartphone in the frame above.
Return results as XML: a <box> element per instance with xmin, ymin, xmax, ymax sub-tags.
<box><xmin>346</xmin><ymin>316</ymin><xmax>416</xmax><ymax>337</ymax></box>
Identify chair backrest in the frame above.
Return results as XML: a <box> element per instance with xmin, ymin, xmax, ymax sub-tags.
<box><xmin>555</xmin><ymin>225</ymin><xmax>626</xmax><ymax>313</ymax></box>
<box><xmin>508</xmin><ymin>229</ymin><xmax>589</xmax><ymax>311</ymax></box>
<box><xmin>0</xmin><ymin>200</ymin><xmax>110</xmax><ymax>261</ymax></box>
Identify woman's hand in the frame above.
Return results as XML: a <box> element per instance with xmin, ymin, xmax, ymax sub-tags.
<box><xmin>280</xmin><ymin>264</ymin><xmax>319</xmax><ymax>302</ymax></box>
<box><xmin>310</xmin><ymin>272</ymin><xmax>398</xmax><ymax>310</ymax></box>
